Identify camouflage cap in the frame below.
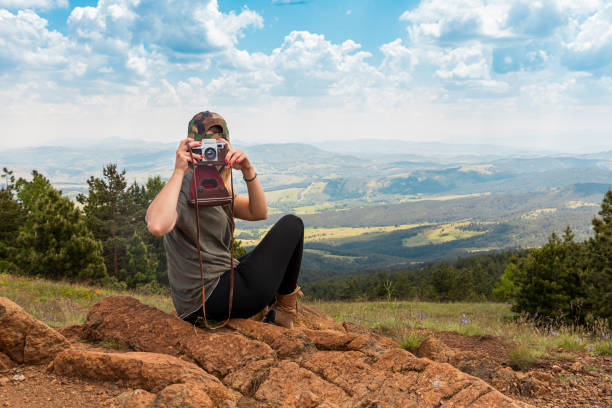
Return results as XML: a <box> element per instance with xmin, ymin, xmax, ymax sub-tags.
<box><xmin>187</xmin><ymin>111</ymin><xmax>230</xmax><ymax>141</ymax></box>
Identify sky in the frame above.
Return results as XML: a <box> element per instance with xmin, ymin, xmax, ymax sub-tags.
<box><xmin>1</xmin><ymin>0</ymin><xmax>611</xmax><ymax>152</ymax></box>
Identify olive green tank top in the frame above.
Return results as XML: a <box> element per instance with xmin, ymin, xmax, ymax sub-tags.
<box><xmin>163</xmin><ymin>169</ymin><xmax>239</xmax><ymax>318</ymax></box>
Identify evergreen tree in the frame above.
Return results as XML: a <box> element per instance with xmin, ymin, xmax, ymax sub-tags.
<box><xmin>0</xmin><ymin>168</ymin><xmax>25</xmax><ymax>272</ymax></box>
<box><xmin>430</xmin><ymin>262</ymin><xmax>457</xmax><ymax>301</ymax></box>
<box><xmin>119</xmin><ymin>233</ymin><xmax>157</xmax><ymax>288</ymax></box>
<box><xmin>77</xmin><ymin>164</ymin><xmax>137</xmax><ymax>279</ymax></box>
<box><xmin>133</xmin><ymin>176</ymin><xmax>168</xmax><ymax>284</ymax></box>
<box><xmin>511</xmin><ymin>228</ymin><xmax>587</xmax><ymax>326</ymax></box>
<box><xmin>586</xmin><ymin>189</ymin><xmax>612</xmax><ymax>324</ymax></box>
<box><xmin>493</xmin><ymin>261</ymin><xmax>519</xmax><ymax>301</ymax></box>
<box><xmin>14</xmin><ymin>171</ymin><xmax>107</xmax><ymax>281</ymax></box>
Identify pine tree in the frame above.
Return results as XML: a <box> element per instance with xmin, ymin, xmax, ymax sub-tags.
<box><xmin>511</xmin><ymin>228</ymin><xmax>587</xmax><ymax>326</ymax></box>
<box><xmin>119</xmin><ymin>233</ymin><xmax>157</xmax><ymax>288</ymax></box>
<box><xmin>0</xmin><ymin>168</ymin><xmax>25</xmax><ymax>272</ymax></box>
<box><xmin>132</xmin><ymin>176</ymin><xmax>168</xmax><ymax>284</ymax></box>
<box><xmin>586</xmin><ymin>190</ymin><xmax>612</xmax><ymax>324</ymax></box>
<box><xmin>77</xmin><ymin>164</ymin><xmax>137</xmax><ymax>279</ymax></box>
<box><xmin>14</xmin><ymin>171</ymin><xmax>107</xmax><ymax>281</ymax></box>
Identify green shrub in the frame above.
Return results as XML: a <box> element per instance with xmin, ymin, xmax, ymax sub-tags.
<box><xmin>507</xmin><ymin>345</ymin><xmax>540</xmax><ymax>371</ymax></box>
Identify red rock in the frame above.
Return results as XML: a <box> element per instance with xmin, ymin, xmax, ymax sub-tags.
<box><xmin>64</xmin><ymin>295</ymin><xmax>532</xmax><ymax>407</ymax></box>
<box><xmin>106</xmin><ymin>389</ymin><xmax>156</xmax><ymax>408</ymax></box>
<box><xmin>0</xmin><ymin>297</ymin><xmax>70</xmax><ymax>364</ymax></box>
<box><xmin>150</xmin><ymin>383</ymin><xmax>213</xmax><ymax>408</ymax></box>
<box><xmin>416</xmin><ymin>336</ymin><xmax>457</xmax><ymax>363</ymax></box>
<box><xmin>299</xmin><ymin>328</ymin><xmax>394</xmax><ymax>357</ymax></box>
<box><xmin>53</xmin><ymin>349</ymin><xmax>232</xmax><ymax>406</ymax></box>
<box><xmin>342</xmin><ymin>321</ymin><xmax>398</xmax><ymax>350</ymax></box>
<box><xmin>181</xmin><ymin>331</ymin><xmax>275</xmax><ymax>378</ymax></box>
<box><xmin>295</xmin><ymin>305</ymin><xmax>345</xmax><ymax>331</ymax></box>
<box><xmin>84</xmin><ymin>296</ymin><xmax>276</xmax><ymax>377</ymax></box>
<box><xmin>254</xmin><ymin>360</ymin><xmax>348</xmax><ymax>406</ymax></box>
<box><xmin>228</xmin><ymin>318</ymin><xmax>315</xmax><ymax>357</ymax></box>
<box><xmin>0</xmin><ymin>352</ymin><xmax>15</xmax><ymax>371</ymax></box>
<box><xmin>223</xmin><ymin>358</ymin><xmax>276</xmax><ymax>395</ymax></box>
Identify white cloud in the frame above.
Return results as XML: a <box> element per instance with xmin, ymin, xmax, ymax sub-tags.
<box><xmin>0</xmin><ymin>0</ymin><xmax>67</xmax><ymax>10</ymax></box>
<box><xmin>0</xmin><ymin>9</ymin><xmax>69</xmax><ymax>70</ymax></box>
<box><xmin>207</xmin><ymin>31</ymin><xmax>379</xmax><ymax>102</ymax></box>
<box><xmin>434</xmin><ymin>44</ymin><xmax>489</xmax><ymax>80</ymax></box>
<box><xmin>563</xmin><ymin>3</ymin><xmax>612</xmax><ymax>71</ymax></box>
<box><xmin>67</xmin><ymin>0</ymin><xmax>262</xmax><ymax>55</ymax></box>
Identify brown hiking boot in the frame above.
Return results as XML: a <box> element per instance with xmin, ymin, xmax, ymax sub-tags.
<box><xmin>262</xmin><ymin>285</ymin><xmax>304</xmax><ymax>329</ymax></box>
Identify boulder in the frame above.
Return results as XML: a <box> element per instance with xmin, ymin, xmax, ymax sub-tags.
<box><xmin>150</xmin><ymin>383</ymin><xmax>214</xmax><ymax>408</ymax></box>
<box><xmin>228</xmin><ymin>318</ymin><xmax>315</xmax><ymax>358</ymax></box>
<box><xmin>0</xmin><ymin>352</ymin><xmax>15</xmax><ymax>371</ymax></box>
<box><xmin>53</xmin><ymin>349</ymin><xmax>233</xmax><ymax>406</ymax></box>
<box><xmin>84</xmin><ymin>296</ymin><xmax>276</xmax><ymax>377</ymax></box>
<box><xmin>416</xmin><ymin>335</ymin><xmax>457</xmax><ymax>363</ymax></box>
<box><xmin>254</xmin><ymin>360</ymin><xmax>348</xmax><ymax>406</ymax></box>
<box><xmin>106</xmin><ymin>389</ymin><xmax>156</xmax><ymax>408</ymax></box>
<box><xmin>0</xmin><ymin>297</ymin><xmax>70</xmax><ymax>364</ymax></box>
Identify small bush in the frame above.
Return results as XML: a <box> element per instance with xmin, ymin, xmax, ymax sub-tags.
<box><xmin>400</xmin><ymin>331</ymin><xmax>426</xmax><ymax>353</ymax></box>
<box><xmin>507</xmin><ymin>345</ymin><xmax>539</xmax><ymax>371</ymax></box>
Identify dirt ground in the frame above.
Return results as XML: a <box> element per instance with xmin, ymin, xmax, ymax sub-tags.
<box><xmin>1</xmin><ymin>327</ymin><xmax>610</xmax><ymax>408</ymax></box>
<box><xmin>435</xmin><ymin>330</ymin><xmax>612</xmax><ymax>408</ymax></box>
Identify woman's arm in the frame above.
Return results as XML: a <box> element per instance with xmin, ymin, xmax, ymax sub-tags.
<box><xmin>222</xmin><ymin>140</ymin><xmax>267</xmax><ymax>221</ymax></box>
<box><xmin>233</xmin><ymin>165</ymin><xmax>267</xmax><ymax>221</ymax></box>
<box><xmin>145</xmin><ymin>138</ymin><xmax>202</xmax><ymax>236</ymax></box>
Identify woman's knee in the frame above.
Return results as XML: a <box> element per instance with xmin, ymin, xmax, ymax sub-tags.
<box><xmin>277</xmin><ymin>214</ymin><xmax>304</xmax><ymax>234</ymax></box>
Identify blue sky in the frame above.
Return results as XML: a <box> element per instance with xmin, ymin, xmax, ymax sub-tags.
<box><xmin>1</xmin><ymin>0</ymin><xmax>611</xmax><ymax>152</ymax></box>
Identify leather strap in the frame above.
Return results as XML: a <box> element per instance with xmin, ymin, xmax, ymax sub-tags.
<box><xmin>188</xmin><ymin>146</ymin><xmax>234</xmax><ymax>330</ymax></box>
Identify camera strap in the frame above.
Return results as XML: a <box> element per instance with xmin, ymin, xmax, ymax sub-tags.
<box><xmin>188</xmin><ymin>147</ymin><xmax>235</xmax><ymax>330</ymax></box>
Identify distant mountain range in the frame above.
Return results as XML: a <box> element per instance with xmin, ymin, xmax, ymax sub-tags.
<box><xmin>2</xmin><ymin>138</ymin><xmax>611</xmax><ymax>276</ymax></box>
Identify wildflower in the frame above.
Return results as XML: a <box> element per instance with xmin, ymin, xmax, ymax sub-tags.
<box><xmin>422</xmin><ymin>313</ymin><xmax>427</xmax><ymax>319</ymax></box>
<box><xmin>588</xmin><ymin>346</ymin><xmax>593</xmax><ymax>352</ymax></box>
<box><xmin>462</xmin><ymin>313</ymin><xmax>466</xmax><ymax>318</ymax></box>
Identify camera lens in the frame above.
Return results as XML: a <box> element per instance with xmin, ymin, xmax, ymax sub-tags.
<box><xmin>204</xmin><ymin>147</ymin><xmax>216</xmax><ymax>160</ymax></box>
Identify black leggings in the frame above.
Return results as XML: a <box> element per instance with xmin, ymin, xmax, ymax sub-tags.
<box><xmin>183</xmin><ymin>214</ymin><xmax>304</xmax><ymax>323</ymax></box>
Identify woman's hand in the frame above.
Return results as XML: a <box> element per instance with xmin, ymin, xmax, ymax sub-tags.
<box><xmin>174</xmin><ymin>138</ymin><xmax>203</xmax><ymax>173</ymax></box>
<box><xmin>217</xmin><ymin>138</ymin><xmax>254</xmax><ymax>175</ymax></box>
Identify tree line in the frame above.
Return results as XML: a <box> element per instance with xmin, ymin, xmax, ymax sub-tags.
<box><xmin>301</xmin><ymin>249</ymin><xmax>527</xmax><ymax>302</ymax></box>
<box><xmin>0</xmin><ymin>165</ymin><xmax>245</xmax><ymax>291</ymax></box>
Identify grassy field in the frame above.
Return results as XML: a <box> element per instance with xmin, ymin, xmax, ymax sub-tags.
<box><xmin>235</xmin><ymin>223</ymin><xmax>431</xmax><ymax>247</ymax></box>
<box><xmin>402</xmin><ymin>221</ymin><xmax>490</xmax><ymax>248</ymax></box>
<box><xmin>1</xmin><ymin>272</ymin><xmax>610</xmax><ymax>369</ymax></box>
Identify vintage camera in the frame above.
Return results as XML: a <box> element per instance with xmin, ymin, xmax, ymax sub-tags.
<box><xmin>191</xmin><ymin>140</ymin><xmax>228</xmax><ymax>165</ymax></box>
<box><xmin>189</xmin><ymin>139</ymin><xmax>232</xmax><ymax>206</ymax></box>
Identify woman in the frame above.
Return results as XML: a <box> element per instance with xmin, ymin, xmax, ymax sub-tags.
<box><xmin>145</xmin><ymin>111</ymin><xmax>304</xmax><ymax>329</ymax></box>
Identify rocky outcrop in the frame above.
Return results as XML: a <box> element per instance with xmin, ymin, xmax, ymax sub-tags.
<box><xmin>417</xmin><ymin>335</ymin><xmax>545</xmax><ymax>398</ymax></box>
<box><xmin>107</xmin><ymin>389</ymin><xmax>156</xmax><ymax>408</ymax></box>
<box><xmin>73</xmin><ymin>296</ymin><xmax>530</xmax><ymax>407</ymax></box>
<box><xmin>0</xmin><ymin>297</ymin><xmax>70</xmax><ymax>364</ymax></box>
<box><xmin>52</xmin><ymin>349</ymin><xmax>231</xmax><ymax>404</ymax></box>
<box><xmin>0</xmin><ymin>351</ymin><xmax>15</xmax><ymax>371</ymax></box>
